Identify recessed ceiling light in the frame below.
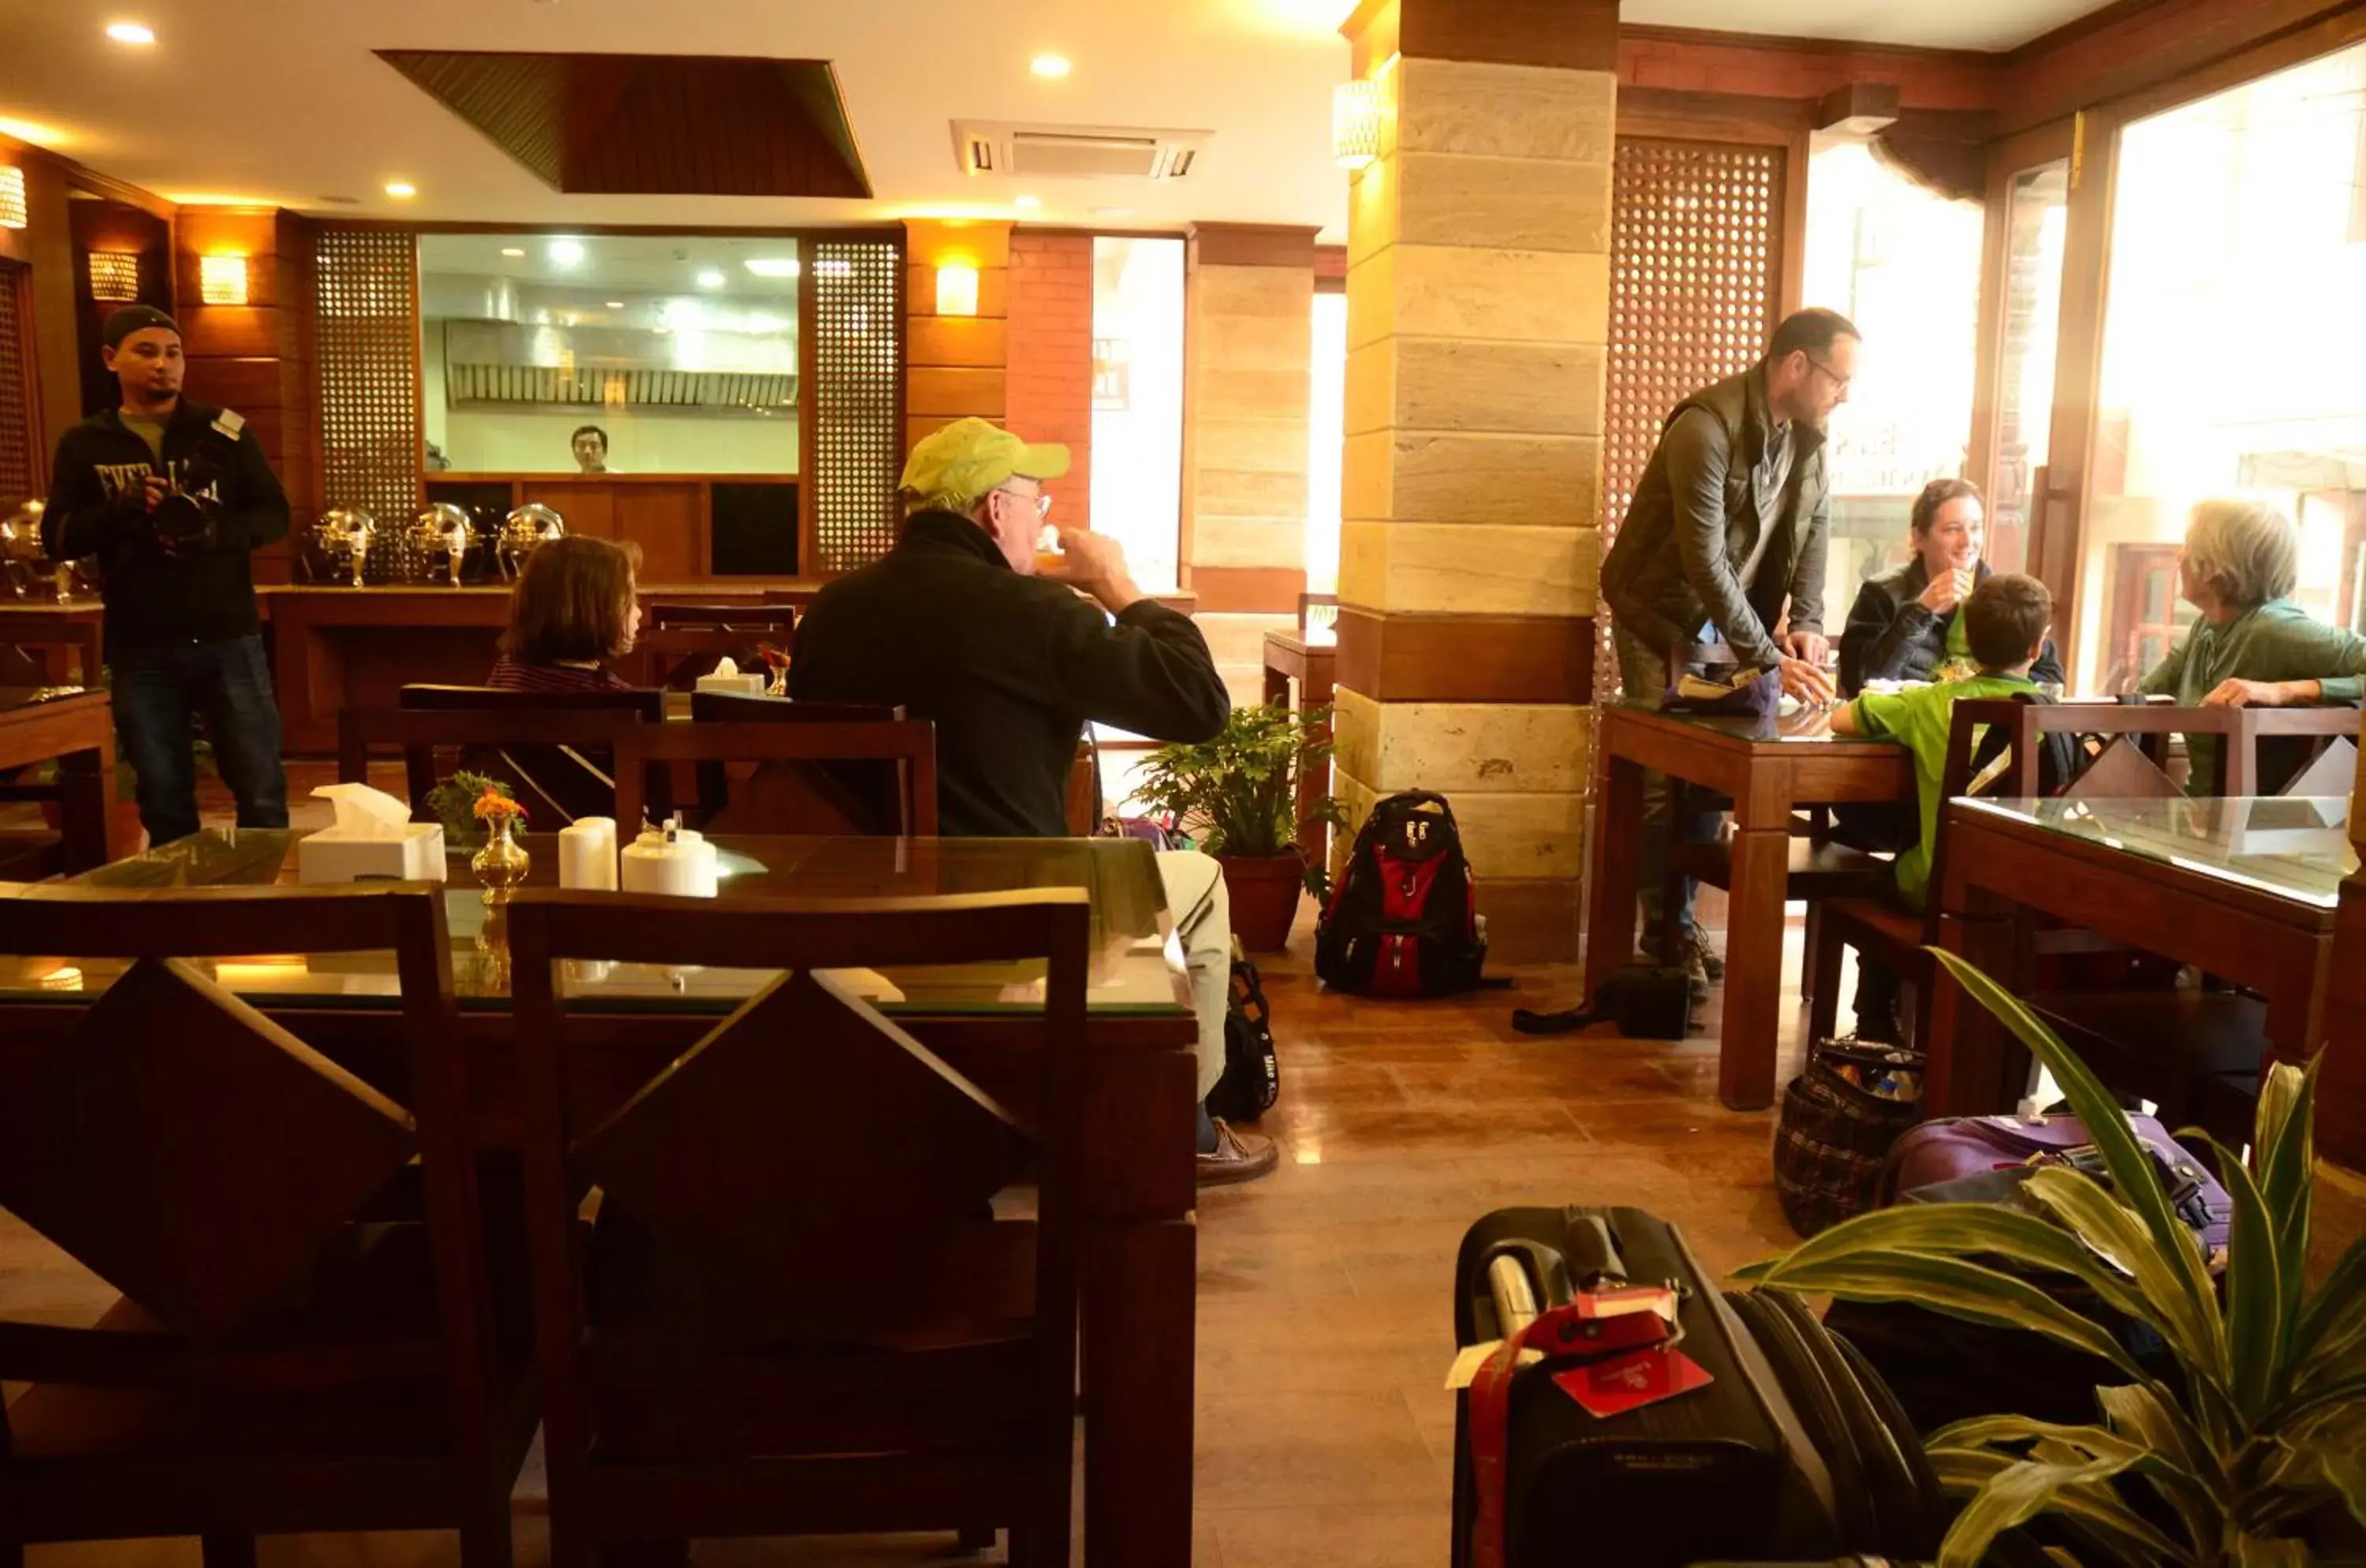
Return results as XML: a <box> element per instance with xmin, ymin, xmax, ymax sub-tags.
<box><xmin>1014</xmin><ymin>194</ymin><xmax>1041</xmax><ymax>211</ymax></box>
<box><xmin>695</xmin><ymin>268</ymin><xmax>726</xmax><ymax>289</ymax></box>
<box><xmin>605</xmin><ymin>300</ymin><xmax>625</xmax><ymax>309</ymax></box>
<box><xmin>500</xmin><ymin>247</ymin><xmax>526</xmax><ymax>258</ymax></box>
<box><xmin>548</xmin><ymin>238</ymin><xmax>585</xmax><ymax>267</ymax></box>
<box><xmin>383</xmin><ymin>181</ymin><xmax>416</xmax><ymax>199</ymax></box>
<box><xmin>742</xmin><ymin>257</ymin><xmax>800</xmax><ymax>278</ymax></box>
<box><xmin>105</xmin><ymin>21</ymin><xmax>155</xmax><ymax>45</ymax></box>
<box><xmin>1029</xmin><ymin>54</ymin><xmax>1071</xmax><ymax>78</ymax></box>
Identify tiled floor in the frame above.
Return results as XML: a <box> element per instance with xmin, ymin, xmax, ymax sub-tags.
<box><xmin>6</xmin><ymin>769</ymin><xmax>1812</xmax><ymax>1568</ymax></box>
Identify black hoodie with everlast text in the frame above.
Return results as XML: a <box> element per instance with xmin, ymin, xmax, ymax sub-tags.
<box><xmin>42</xmin><ymin>400</ymin><xmax>289</xmax><ymax>654</ymax></box>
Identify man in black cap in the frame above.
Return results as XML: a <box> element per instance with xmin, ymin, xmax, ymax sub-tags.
<box><xmin>42</xmin><ymin>305</ymin><xmax>291</xmax><ymax>845</ymax></box>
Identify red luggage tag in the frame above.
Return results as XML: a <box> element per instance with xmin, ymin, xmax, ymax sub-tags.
<box><xmin>1554</xmin><ymin>1345</ymin><xmax>1715</xmax><ymax>1418</ymax></box>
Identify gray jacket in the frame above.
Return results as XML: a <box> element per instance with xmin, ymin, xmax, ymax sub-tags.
<box><xmin>1599</xmin><ymin>363</ymin><xmax>1830</xmax><ymax>670</ymax></box>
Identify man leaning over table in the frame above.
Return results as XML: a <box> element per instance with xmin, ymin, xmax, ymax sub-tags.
<box><xmin>40</xmin><ymin>305</ymin><xmax>291</xmax><ymax>848</ymax></box>
<box><xmin>1598</xmin><ymin>307</ymin><xmax>1855</xmax><ymax>997</ymax></box>
<box><xmin>792</xmin><ymin>416</ymin><xmax>1277</xmax><ymax>1185</ymax></box>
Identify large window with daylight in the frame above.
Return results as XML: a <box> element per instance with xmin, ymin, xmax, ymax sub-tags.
<box><xmin>1801</xmin><ymin>136</ymin><xmax>1987</xmax><ymax>624</ymax></box>
<box><xmin>1088</xmin><ymin>237</ymin><xmax>1185</xmax><ymax>592</ymax></box>
<box><xmin>1988</xmin><ymin>162</ymin><xmax>2069</xmax><ymax>577</ymax></box>
<box><xmin>2075</xmin><ymin>41</ymin><xmax>2366</xmax><ymax>693</ymax></box>
<box><xmin>416</xmin><ymin>233</ymin><xmax>800</xmax><ymax>476</ymax></box>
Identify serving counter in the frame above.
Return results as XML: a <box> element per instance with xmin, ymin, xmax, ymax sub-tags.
<box><xmin>263</xmin><ymin>582</ymin><xmax>823</xmax><ymax>752</ymax></box>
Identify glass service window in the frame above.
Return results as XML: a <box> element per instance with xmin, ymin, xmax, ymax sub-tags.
<box><xmin>416</xmin><ymin>233</ymin><xmax>800</xmax><ymax>476</ymax></box>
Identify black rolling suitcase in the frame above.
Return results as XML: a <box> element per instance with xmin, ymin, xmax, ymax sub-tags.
<box><xmin>1449</xmin><ymin>1206</ymin><xmax>1942</xmax><ymax>1568</ymax></box>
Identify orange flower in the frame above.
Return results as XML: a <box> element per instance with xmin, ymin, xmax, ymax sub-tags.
<box><xmin>471</xmin><ymin>786</ymin><xmax>527</xmax><ymax>823</ymax></box>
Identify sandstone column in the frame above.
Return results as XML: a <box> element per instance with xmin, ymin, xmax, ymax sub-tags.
<box><xmin>1331</xmin><ymin>0</ymin><xmax>1617</xmax><ymax>964</ymax></box>
<box><xmin>1181</xmin><ymin>222</ymin><xmax>1319</xmax><ymax>704</ymax></box>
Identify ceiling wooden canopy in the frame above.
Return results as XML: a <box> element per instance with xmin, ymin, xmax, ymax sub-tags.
<box><xmin>376</xmin><ymin>50</ymin><xmax>871</xmax><ymax>199</ymax></box>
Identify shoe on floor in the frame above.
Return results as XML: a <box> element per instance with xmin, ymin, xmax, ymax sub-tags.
<box><xmin>1686</xmin><ymin>926</ymin><xmax>1726</xmax><ymax>984</ymax></box>
<box><xmin>1642</xmin><ymin>927</ymin><xmax>1713</xmax><ymax>1002</ymax></box>
<box><xmin>1197</xmin><ymin>1118</ymin><xmax>1279</xmax><ymax>1185</ymax></box>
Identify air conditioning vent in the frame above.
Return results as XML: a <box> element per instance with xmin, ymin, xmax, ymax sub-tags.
<box><xmin>953</xmin><ymin>121</ymin><xmax>1210</xmax><ymax>181</ymax></box>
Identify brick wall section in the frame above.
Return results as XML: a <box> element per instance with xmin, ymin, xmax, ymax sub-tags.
<box><xmin>1004</xmin><ymin>233</ymin><xmax>1093</xmax><ymax>531</ymax></box>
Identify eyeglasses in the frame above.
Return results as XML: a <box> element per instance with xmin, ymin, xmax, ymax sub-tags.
<box><xmin>1804</xmin><ymin>355</ymin><xmax>1852</xmax><ymax>392</ymax></box>
<box><xmin>997</xmin><ymin>485</ymin><xmax>1053</xmax><ymax>521</ymax></box>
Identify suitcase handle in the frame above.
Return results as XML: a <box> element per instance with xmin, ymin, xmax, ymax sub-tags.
<box><xmin>1563</xmin><ymin>1212</ymin><xmax>1628</xmax><ymax>1288</ymax></box>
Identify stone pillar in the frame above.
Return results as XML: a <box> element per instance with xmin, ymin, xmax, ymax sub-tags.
<box><xmin>1183</xmin><ymin>222</ymin><xmax>1318</xmax><ymax>705</ymax></box>
<box><xmin>902</xmin><ymin>218</ymin><xmax>1011</xmax><ymax>454</ymax></box>
<box><xmin>1331</xmin><ymin>0</ymin><xmax>1618</xmax><ymax>964</ymax></box>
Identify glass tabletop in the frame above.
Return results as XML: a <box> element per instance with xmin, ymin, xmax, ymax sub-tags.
<box><xmin>0</xmin><ymin>830</ymin><xmax>1192</xmax><ymax>1017</ymax></box>
<box><xmin>1951</xmin><ymin>794</ymin><xmax>2357</xmax><ymax>909</ymax></box>
<box><xmin>1621</xmin><ymin>701</ymin><xmax>1894</xmax><ymax>745</ymax></box>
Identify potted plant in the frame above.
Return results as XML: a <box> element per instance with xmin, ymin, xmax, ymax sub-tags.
<box><xmin>1135</xmin><ymin>702</ymin><xmax>1340</xmax><ymax>952</ymax></box>
<box><xmin>1736</xmin><ymin>949</ymin><xmax>2366</xmax><ymax>1566</ymax></box>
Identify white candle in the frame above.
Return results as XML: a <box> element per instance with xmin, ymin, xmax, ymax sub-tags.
<box><xmin>558</xmin><ymin>816</ymin><xmax>618</xmax><ymax>890</ymax></box>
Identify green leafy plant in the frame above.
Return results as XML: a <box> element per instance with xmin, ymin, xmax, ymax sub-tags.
<box><xmin>1735</xmin><ymin>950</ymin><xmax>2366</xmax><ymax>1566</ymax></box>
<box><xmin>424</xmin><ymin>770</ymin><xmax>512</xmax><ymax>849</ymax></box>
<box><xmin>1133</xmin><ymin>702</ymin><xmax>1342</xmax><ymax>895</ymax></box>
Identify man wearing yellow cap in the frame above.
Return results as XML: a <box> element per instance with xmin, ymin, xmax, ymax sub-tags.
<box><xmin>793</xmin><ymin>416</ymin><xmax>1276</xmax><ymax>1182</ymax></box>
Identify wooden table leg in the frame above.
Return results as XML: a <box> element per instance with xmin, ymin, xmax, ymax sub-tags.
<box><xmin>1263</xmin><ymin>666</ymin><xmax>1289</xmax><ymax>708</ymax></box>
<box><xmin>1718</xmin><ymin>823</ymin><xmax>1790</xmax><ymax>1111</ymax></box>
<box><xmin>2262</xmin><ymin>937</ymin><xmax>2332</xmax><ymax>1085</ymax></box>
<box><xmin>1927</xmin><ymin>893</ymin><xmax>2020</xmax><ymax>1115</ymax></box>
<box><xmin>55</xmin><ymin>737</ymin><xmax>113</xmax><ymax>874</ymax></box>
<box><xmin>1584</xmin><ymin>751</ymin><xmax>1645</xmax><ymax>1002</ymax></box>
<box><xmin>1083</xmin><ymin>1216</ymin><xmax>1196</xmax><ymax>1568</ymax></box>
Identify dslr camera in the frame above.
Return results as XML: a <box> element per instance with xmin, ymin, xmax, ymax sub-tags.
<box><xmin>148</xmin><ymin>409</ymin><xmax>248</xmax><ymax>550</ymax></box>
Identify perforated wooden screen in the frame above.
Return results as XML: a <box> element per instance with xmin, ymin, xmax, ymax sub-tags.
<box><xmin>0</xmin><ymin>261</ymin><xmax>35</xmax><ymax>512</ymax></box>
<box><xmin>315</xmin><ymin>229</ymin><xmax>422</xmax><ymax>528</ymax></box>
<box><xmin>811</xmin><ymin>238</ymin><xmax>901</xmax><ymax>573</ymax></box>
<box><xmin>1597</xmin><ymin>137</ymin><xmax>1786</xmax><ymax>702</ymax></box>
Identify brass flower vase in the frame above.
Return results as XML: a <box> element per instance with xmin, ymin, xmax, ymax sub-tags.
<box><xmin>470</xmin><ymin>814</ymin><xmax>531</xmax><ymax>907</ymax></box>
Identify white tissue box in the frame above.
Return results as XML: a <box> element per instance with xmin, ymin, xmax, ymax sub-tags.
<box><xmin>694</xmin><ymin>670</ymin><xmax>767</xmax><ymax>696</ymax></box>
<box><xmin>297</xmin><ymin>823</ymin><xmax>448</xmax><ymax>884</ymax></box>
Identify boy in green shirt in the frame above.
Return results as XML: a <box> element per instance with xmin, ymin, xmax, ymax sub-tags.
<box><xmin>1829</xmin><ymin>572</ymin><xmax>2054</xmax><ymax>1040</ymax></box>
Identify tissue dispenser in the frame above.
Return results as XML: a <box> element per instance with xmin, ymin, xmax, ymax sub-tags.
<box><xmin>693</xmin><ymin>655</ymin><xmax>766</xmax><ymax>697</ymax></box>
<box><xmin>298</xmin><ymin>822</ymin><xmax>447</xmax><ymax>884</ymax></box>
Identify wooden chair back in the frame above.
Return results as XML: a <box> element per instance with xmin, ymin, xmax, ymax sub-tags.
<box><xmin>341</xmin><ymin>702</ymin><xmax>655</xmax><ymax>828</ymax></box>
<box><xmin>637</xmin><ymin>603</ymin><xmax>797</xmax><ymax>691</ymax></box>
<box><xmin>504</xmin><ymin>887</ymin><xmax>1091</xmax><ymax>1563</ymax></box>
<box><xmin>0</xmin><ymin>885</ymin><xmax>521</xmax><ymax>1554</ymax></box>
<box><xmin>1961</xmin><ymin>699</ymin><xmax>2362</xmax><ymax>798</ymax></box>
<box><xmin>686</xmin><ymin>690</ymin><xmax>901</xmax><ymax>725</ymax></box>
<box><xmin>397</xmin><ymin>684</ymin><xmax>665</xmax><ymax>826</ymax></box>
<box><xmin>646</xmin><ymin>603</ymin><xmax>798</xmax><ymax>633</ymax></box>
<box><xmin>614</xmin><ymin>718</ymin><xmax>938</xmax><ymax>838</ymax></box>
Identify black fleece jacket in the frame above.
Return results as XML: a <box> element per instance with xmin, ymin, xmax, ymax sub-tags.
<box><xmin>791</xmin><ymin>511</ymin><xmax>1230</xmax><ymax>836</ymax></box>
<box><xmin>42</xmin><ymin>401</ymin><xmax>289</xmax><ymax>652</ymax></box>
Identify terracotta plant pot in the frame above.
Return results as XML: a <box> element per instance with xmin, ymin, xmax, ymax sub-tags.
<box><xmin>1217</xmin><ymin>851</ymin><xmax>1308</xmax><ymax>953</ymax></box>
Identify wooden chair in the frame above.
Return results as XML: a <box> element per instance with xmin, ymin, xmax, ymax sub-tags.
<box><xmin>683</xmin><ymin>693</ymin><xmax>907</xmax><ymax>834</ymax></box>
<box><xmin>506</xmin><ymin>887</ymin><xmax>1092</xmax><ymax>1568</ymax></box>
<box><xmin>0</xmin><ymin>884</ymin><xmax>534</xmax><ymax>1567</ymax></box>
<box><xmin>635</xmin><ymin>605</ymin><xmax>798</xmax><ymax>691</ymax></box>
<box><xmin>397</xmin><ymin>685</ymin><xmax>666</xmax><ymax>826</ymax></box>
<box><xmin>338</xmin><ymin>705</ymin><xmax>653</xmax><ymax>828</ymax></box>
<box><xmin>614</xmin><ymin>719</ymin><xmax>938</xmax><ymax>838</ymax></box>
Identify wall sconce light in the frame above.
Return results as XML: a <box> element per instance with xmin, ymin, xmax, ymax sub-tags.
<box><xmin>0</xmin><ymin>166</ymin><xmax>27</xmax><ymax>230</ymax></box>
<box><xmin>198</xmin><ymin>254</ymin><xmax>249</xmax><ymax>305</ymax></box>
<box><xmin>935</xmin><ymin>262</ymin><xmax>980</xmax><ymax>316</ymax></box>
<box><xmin>1332</xmin><ymin>80</ymin><xmax>1381</xmax><ymax>171</ymax></box>
<box><xmin>89</xmin><ymin>251</ymin><xmax>140</xmax><ymax>301</ymax></box>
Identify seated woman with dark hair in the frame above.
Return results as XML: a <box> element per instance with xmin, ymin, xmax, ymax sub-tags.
<box><xmin>1839</xmin><ymin>477</ymin><xmax>2063</xmax><ymax>693</ymax></box>
<box><xmin>487</xmin><ymin>536</ymin><xmax>644</xmax><ymax>693</ymax></box>
<box><xmin>2143</xmin><ymin>498</ymin><xmax>2366</xmax><ymax>792</ymax></box>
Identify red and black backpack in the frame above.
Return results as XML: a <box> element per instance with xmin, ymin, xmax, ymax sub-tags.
<box><xmin>1315</xmin><ymin>791</ymin><xmax>1487</xmax><ymax>998</ymax></box>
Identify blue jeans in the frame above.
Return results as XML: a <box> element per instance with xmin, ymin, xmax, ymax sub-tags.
<box><xmin>1610</xmin><ymin>625</ymin><xmax>1723</xmax><ymax>946</ymax></box>
<box><xmin>111</xmin><ymin>635</ymin><xmax>289</xmax><ymax>846</ymax></box>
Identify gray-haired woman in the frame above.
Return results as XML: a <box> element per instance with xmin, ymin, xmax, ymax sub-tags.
<box><xmin>2144</xmin><ymin>497</ymin><xmax>2366</xmax><ymax>790</ymax></box>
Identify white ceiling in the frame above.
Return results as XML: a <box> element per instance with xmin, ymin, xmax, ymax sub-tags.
<box><xmin>0</xmin><ymin>0</ymin><xmax>2109</xmax><ymax>238</ymax></box>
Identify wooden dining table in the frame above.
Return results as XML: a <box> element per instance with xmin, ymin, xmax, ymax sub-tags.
<box><xmin>1926</xmin><ymin>793</ymin><xmax>2353</xmax><ymax>1124</ymax></box>
<box><xmin>0</xmin><ymin>685</ymin><xmax>117</xmax><ymax>873</ymax></box>
<box><xmin>0</xmin><ymin>828</ymin><xmax>1202</xmax><ymax>1568</ymax></box>
<box><xmin>1584</xmin><ymin>703</ymin><xmax>1913</xmax><ymax>1111</ymax></box>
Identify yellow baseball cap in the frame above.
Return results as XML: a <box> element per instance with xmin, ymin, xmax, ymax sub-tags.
<box><xmin>899</xmin><ymin>416</ymin><xmax>1070</xmax><ymax>500</ymax></box>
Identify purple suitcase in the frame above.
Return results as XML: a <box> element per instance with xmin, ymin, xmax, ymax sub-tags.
<box><xmin>1881</xmin><ymin>1113</ymin><xmax>2232</xmax><ymax>1249</ymax></box>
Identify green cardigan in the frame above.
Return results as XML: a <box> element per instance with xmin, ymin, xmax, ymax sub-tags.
<box><xmin>2141</xmin><ymin>597</ymin><xmax>2366</xmax><ymax>790</ymax></box>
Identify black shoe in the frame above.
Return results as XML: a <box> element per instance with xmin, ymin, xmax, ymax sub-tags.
<box><xmin>1685</xmin><ymin>926</ymin><xmax>1726</xmax><ymax>984</ymax></box>
<box><xmin>1643</xmin><ymin>927</ymin><xmax>1713</xmax><ymax>1002</ymax></box>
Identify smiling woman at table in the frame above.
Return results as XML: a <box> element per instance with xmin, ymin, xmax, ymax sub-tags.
<box><xmin>2142</xmin><ymin>498</ymin><xmax>2366</xmax><ymax>791</ymax></box>
<box><xmin>1838</xmin><ymin>478</ymin><xmax>2065</xmax><ymax>693</ymax></box>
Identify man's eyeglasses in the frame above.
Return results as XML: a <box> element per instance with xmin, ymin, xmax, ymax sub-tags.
<box><xmin>1804</xmin><ymin>355</ymin><xmax>1852</xmax><ymax>392</ymax></box>
<box><xmin>998</xmin><ymin>485</ymin><xmax>1053</xmax><ymax>520</ymax></box>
